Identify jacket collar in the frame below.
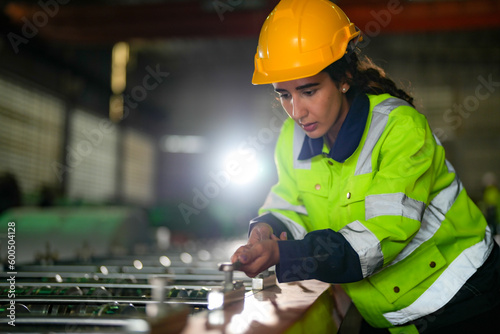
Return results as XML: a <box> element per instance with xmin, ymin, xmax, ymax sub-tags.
<box><xmin>297</xmin><ymin>93</ymin><xmax>369</xmax><ymax>162</ymax></box>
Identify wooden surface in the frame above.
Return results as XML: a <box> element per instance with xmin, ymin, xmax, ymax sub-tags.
<box><xmin>180</xmin><ymin>279</ymin><xmax>352</xmax><ymax>334</ymax></box>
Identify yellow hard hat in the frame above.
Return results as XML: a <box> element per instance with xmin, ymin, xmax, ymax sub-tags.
<box><xmin>252</xmin><ymin>0</ymin><xmax>361</xmax><ymax>85</ymax></box>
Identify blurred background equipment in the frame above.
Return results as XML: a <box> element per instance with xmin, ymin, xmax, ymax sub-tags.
<box><xmin>0</xmin><ymin>0</ymin><xmax>499</xmax><ymax>238</ymax></box>
<box><xmin>0</xmin><ymin>0</ymin><xmax>499</xmax><ymax>332</ymax></box>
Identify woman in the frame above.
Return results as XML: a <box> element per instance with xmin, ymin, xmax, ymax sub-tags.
<box><xmin>231</xmin><ymin>0</ymin><xmax>500</xmax><ymax>333</ymax></box>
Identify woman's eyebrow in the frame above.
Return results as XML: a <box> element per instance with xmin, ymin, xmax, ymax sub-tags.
<box><xmin>274</xmin><ymin>83</ymin><xmax>319</xmax><ymax>93</ymax></box>
<box><xmin>295</xmin><ymin>83</ymin><xmax>319</xmax><ymax>90</ymax></box>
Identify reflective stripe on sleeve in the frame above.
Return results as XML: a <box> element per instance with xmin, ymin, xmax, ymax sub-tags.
<box><xmin>433</xmin><ymin>133</ymin><xmax>444</xmax><ymax>147</ymax></box>
<box><xmin>434</xmin><ymin>134</ymin><xmax>456</xmax><ymax>175</ymax></box>
<box><xmin>356</xmin><ymin>112</ymin><xmax>388</xmax><ymax>175</ymax></box>
<box><xmin>268</xmin><ymin>212</ymin><xmax>308</xmax><ymax>240</ymax></box>
<box><xmin>445</xmin><ymin>159</ymin><xmax>456</xmax><ymax>174</ymax></box>
<box><xmin>381</xmin><ymin>176</ymin><xmax>463</xmax><ymax>271</ymax></box>
<box><xmin>383</xmin><ymin>228</ymin><xmax>494</xmax><ymax>325</ymax></box>
<box><xmin>365</xmin><ymin>193</ymin><xmax>425</xmax><ymax>222</ymax></box>
<box><xmin>339</xmin><ymin>220</ymin><xmax>384</xmax><ymax>277</ymax></box>
<box><xmin>355</xmin><ymin>98</ymin><xmax>411</xmax><ymax>176</ymax></box>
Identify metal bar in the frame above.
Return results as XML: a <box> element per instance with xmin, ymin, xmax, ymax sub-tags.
<box><xmin>0</xmin><ymin>272</ymin><xmax>247</xmax><ymax>281</ymax></box>
<box><xmin>0</xmin><ymin>282</ymin><xmax>222</xmax><ymax>290</ymax></box>
<box><xmin>0</xmin><ymin>316</ymin><xmax>143</xmax><ymax>325</ymax></box>
<box><xmin>0</xmin><ymin>296</ymin><xmax>208</xmax><ymax>306</ymax></box>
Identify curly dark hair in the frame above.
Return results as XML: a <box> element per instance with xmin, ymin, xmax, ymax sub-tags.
<box><xmin>322</xmin><ymin>46</ymin><xmax>414</xmax><ymax>106</ymax></box>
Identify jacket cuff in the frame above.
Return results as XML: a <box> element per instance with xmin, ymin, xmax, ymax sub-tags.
<box><xmin>249</xmin><ymin>212</ymin><xmax>294</xmax><ymax>240</ymax></box>
<box><xmin>276</xmin><ymin>229</ymin><xmax>363</xmax><ymax>284</ymax></box>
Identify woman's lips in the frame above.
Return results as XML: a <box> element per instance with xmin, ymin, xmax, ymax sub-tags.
<box><xmin>301</xmin><ymin>122</ymin><xmax>318</xmax><ymax>132</ymax></box>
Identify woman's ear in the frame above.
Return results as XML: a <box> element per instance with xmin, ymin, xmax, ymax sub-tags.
<box><xmin>341</xmin><ymin>82</ymin><xmax>351</xmax><ymax>93</ymax></box>
<box><xmin>341</xmin><ymin>72</ymin><xmax>353</xmax><ymax>93</ymax></box>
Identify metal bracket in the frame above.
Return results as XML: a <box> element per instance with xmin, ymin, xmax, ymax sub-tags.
<box><xmin>251</xmin><ymin>268</ymin><xmax>276</xmax><ymax>291</ymax></box>
<box><xmin>207</xmin><ymin>262</ymin><xmax>246</xmax><ymax>310</ymax></box>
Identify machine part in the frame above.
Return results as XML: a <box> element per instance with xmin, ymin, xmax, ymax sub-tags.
<box><xmin>252</xmin><ymin>270</ymin><xmax>277</xmax><ymax>291</ymax></box>
<box><xmin>207</xmin><ymin>288</ymin><xmax>224</xmax><ymax>311</ymax></box>
<box><xmin>223</xmin><ymin>281</ymin><xmax>245</xmax><ymax>306</ymax></box>
<box><xmin>212</xmin><ymin>262</ymin><xmax>246</xmax><ymax>309</ymax></box>
<box><xmin>149</xmin><ymin>305</ymin><xmax>190</xmax><ymax>334</ymax></box>
<box><xmin>206</xmin><ymin>285</ymin><xmax>244</xmax><ymax>329</ymax></box>
<box><xmin>0</xmin><ymin>241</ymin><xmax>250</xmax><ymax>332</ymax></box>
<box><xmin>146</xmin><ymin>276</ymin><xmax>168</xmax><ymax>319</ymax></box>
<box><xmin>231</xmin><ymin>260</ymin><xmax>242</xmax><ymax>271</ymax></box>
<box><xmin>218</xmin><ymin>262</ymin><xmax>237</xmax><ymax>292</ymax></box>
<box><xmin>125</xmin><ymin>318</ymin><xmax>151</xmax><ymax>334</ymax></box>
<box><xmin>97</xmin><ymin>302</ymin><xmax>138</xmax><ymax>316</ymax></box>
<box><xmin>207</xmin><ymin>308</ymin><xmax>225</xmax><ymax>328</ymax></box>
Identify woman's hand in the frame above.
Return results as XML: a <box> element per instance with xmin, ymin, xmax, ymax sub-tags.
<box><xmin>230</xmin><ymin>223</ymin><xmax>287</xmax><ymax>277</ymax></box>
<box><xmin>247</xmin><ymin>223</ymin><xmax>274</xmax><ymax>245</ymax></box>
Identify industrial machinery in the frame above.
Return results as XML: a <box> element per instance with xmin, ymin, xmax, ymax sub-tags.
<box><xmin>0</xmin><ymin>207</ymin><xmax>349</xmax><ymax>333</ymax></box>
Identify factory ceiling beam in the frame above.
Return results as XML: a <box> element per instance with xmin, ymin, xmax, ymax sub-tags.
<box><xmin>2</xmin><ymin>0</ymin><xmax>500</xmax><ymax>45</ymax></box>
<box><xmin>345</xmin><ymin>0</ymin><xmax>500</xmax><ymax>33</ymax></box>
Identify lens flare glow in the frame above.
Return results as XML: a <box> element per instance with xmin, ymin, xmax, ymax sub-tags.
<box><xmin>224</xmin><ymin>150</ymin><xmax>261</xmax><ymax>185</ymax></box>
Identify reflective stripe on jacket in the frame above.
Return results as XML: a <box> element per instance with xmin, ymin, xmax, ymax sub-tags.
<box><xmin>258</xmin><ymin>93</ymin><xmax>493</xmax><ymax>328</ymax></box>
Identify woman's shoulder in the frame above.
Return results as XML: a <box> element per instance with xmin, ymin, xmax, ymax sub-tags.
<box><xmin>367</xmin><ymin>93</ymin><xmax>428</xmax><ymax>127</ymax></box>
<box><xmin>367</xmin><ymin>93</ymin><xmax>414</xmax><ymax>110</ymax></box>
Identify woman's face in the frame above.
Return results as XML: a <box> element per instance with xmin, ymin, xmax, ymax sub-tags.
<box><xmin>273</xmin><ymin>72</ymin><xmax>350</xmax><ymax>144</ymax></box>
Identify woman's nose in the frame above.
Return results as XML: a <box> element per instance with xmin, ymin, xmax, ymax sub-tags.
<box><xmin>290</xmin><ymin>97</ymin><xmax>306</xmax><ymax>121</ymax></box>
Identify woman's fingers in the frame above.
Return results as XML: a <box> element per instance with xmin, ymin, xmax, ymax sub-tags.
<box><xmin>230</xmin><ymin>230</ymin><xmax>283</xmax><ymax>277</ymax></box>
<box><xmin>230</xmin><ymin>244</ymin><xmax>251</xmax><ymax>263</ymax></box>
<box><xmin>270</xmin><ymin>231</ymin><xmax>287</xmax><ymax>241</ymax></box>
<box><xmin>232</xmin><ymin>240</ymin><xmax>280</xmax><ymax>278</ymax></box>
<box><xmin>248</xmin><ymin>223</ymin><xmax>274</xmax><ymax>244</ymax></box>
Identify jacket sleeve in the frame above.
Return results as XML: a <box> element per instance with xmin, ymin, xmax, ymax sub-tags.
<box><xmin>255</xmin><ymin>104</ymin><xmax>450</xmax><ymax>284</ymax></box>
<box><xmin>249</xmin><ymin>212</ymin><xmax>294</xmax><ymax>240</ymax></box>
<box><xmin>276</xmin><ymin>229</ymin><xmax>364</xmax><ymax>283</ymax></box>
<box><xmin>254</xmin><ymin>119</ymin><xmax>364</xmax><ymax>283</ymax></box>
<box><xmin>337</xmin><ymin>106</ymin><xmax>449</xmax><ymax>279</ymax></box>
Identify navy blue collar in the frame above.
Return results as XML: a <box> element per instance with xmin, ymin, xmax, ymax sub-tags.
<box><xmin>297</xmin><ymin>93</ymin><xmax>369</xmax><ymax>162</ymax></box>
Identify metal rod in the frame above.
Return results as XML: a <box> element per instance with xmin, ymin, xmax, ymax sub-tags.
<box><xmin>0</xmin><ymin>296</ymin><xmax>208</xmax><ymax>306</ymax></box>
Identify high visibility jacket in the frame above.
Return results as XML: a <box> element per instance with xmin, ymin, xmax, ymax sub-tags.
<box><xmin>254</xmin><ymin>93</ymin><xmax>494</xmax><ymax>328</ymax></box>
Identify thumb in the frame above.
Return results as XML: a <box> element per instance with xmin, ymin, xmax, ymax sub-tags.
<box><xmin>271</xmin><ymin>232</ymin><xmax>287</xmax><ymax>241</ymax></box>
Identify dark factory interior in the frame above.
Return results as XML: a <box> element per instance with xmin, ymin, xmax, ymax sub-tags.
<box><xmin>0</xmin><ymin>0</ymin><xmax>499</xmax><ymax>333</ymax></box>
